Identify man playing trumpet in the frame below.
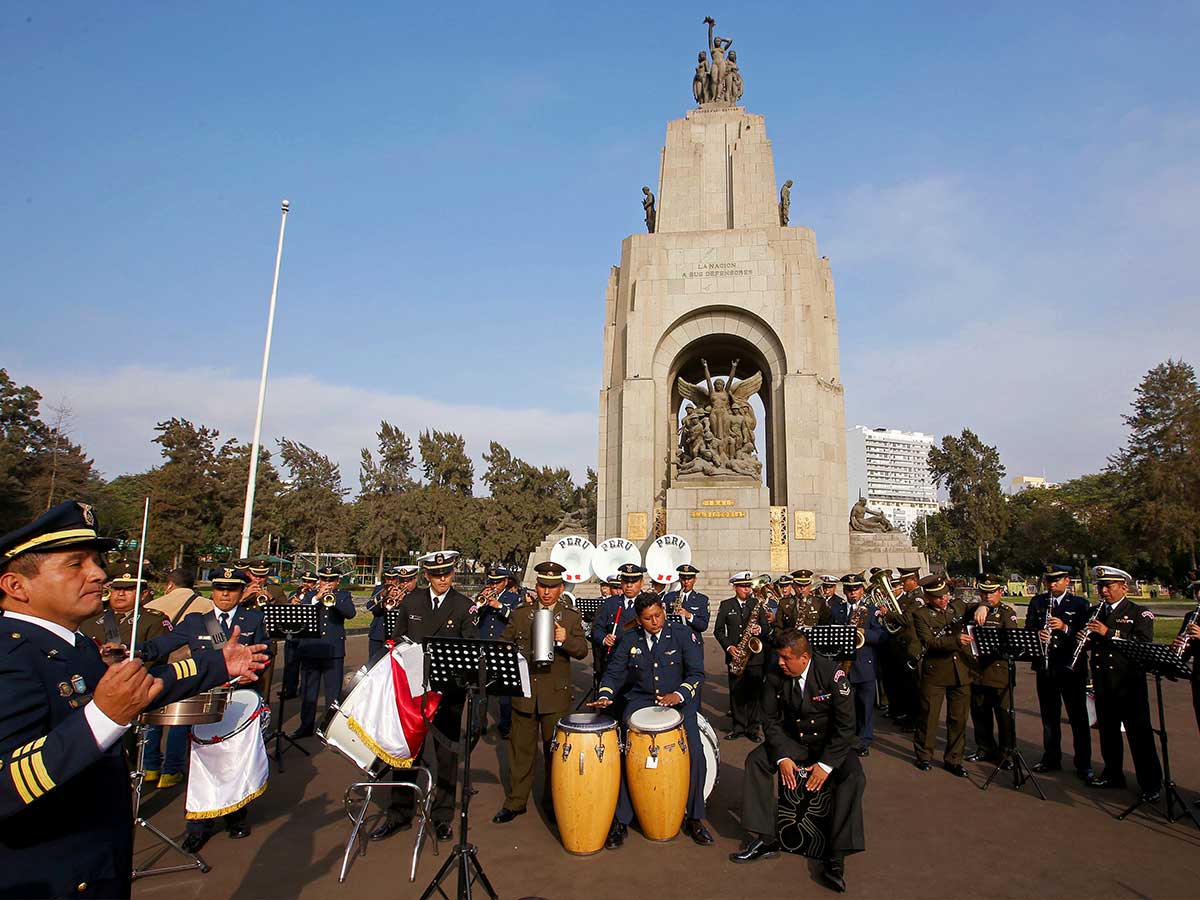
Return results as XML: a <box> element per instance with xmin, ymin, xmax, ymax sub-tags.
<box><xmin>289</xmin><ymin>566</ymin><xmax>355</xmax><ymax>740</ymax></box>
<box><xmin>365</xmin><ymin>565</ymin><xmax>417</xmax><ymax>664</ymax></box>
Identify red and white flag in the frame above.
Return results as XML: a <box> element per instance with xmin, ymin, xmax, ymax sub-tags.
<box><xmin>343</xmin><ymin>641</ymin><xmax>441</xmax><ymax>768</ymax></box>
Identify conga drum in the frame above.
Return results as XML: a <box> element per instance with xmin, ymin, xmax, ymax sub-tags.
<box><xmin>624</xmin><ymin>706</ymin><xmax>690</xmax><ymax>841</ymax></box>
<box><xmin>550</xmin><ymin>713</ymin><xmax>620</xmax><ymax>855</ymax></box>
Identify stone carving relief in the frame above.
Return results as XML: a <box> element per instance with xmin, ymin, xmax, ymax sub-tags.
<box><xmin>676</xmin><ymin>359</ymin><xmax>763</xmax><ymax>478</ymax></box>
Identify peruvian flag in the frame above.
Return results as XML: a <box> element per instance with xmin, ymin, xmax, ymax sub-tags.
<box><xmin>343</xmin><ymin>641</ymin><xmax>441</xmax><ymax>767</ymax></box>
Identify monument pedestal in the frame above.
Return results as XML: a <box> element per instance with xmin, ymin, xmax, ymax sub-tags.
<box><xmin>848</xmin><ymin>532</ymin><xmax>927</xmax><ymax>572</ymax></box>
<box><xmin>666</xmin><ymin>482</ymin><xmax>773</xmax><ymax>598</ymax></box>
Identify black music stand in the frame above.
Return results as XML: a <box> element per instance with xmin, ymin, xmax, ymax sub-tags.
<box><xmin>1109</xmin><ymin>639</ymin><xmax>1199</xmax><ymax>829</ymax></box>
<box><xmin>385</xmin><ymin>608</ymin><xmax>405</xmax><ymax>636</ymax></box>
<box><xmin>574</xmin><ymin>595</ymin><xmax>604</xmax><ymax>622</ymax></box>
<box><xmin>262</xmin><ymin>604</ymin><xmax>320</xmax><ymax>772</ymax></box>
<box><xmin>420</xmin><ymin>637</ymin><xmax>525</xmax><ymax>900</ymax></box>
<box><xmin>808</xmin><ymin>625</ymin><xmax>858</xmax><ymax>661</ymax></box>
<box><xmin>975</xmin><ymin>627</ymin><xmax>1046</xmax><ymax>799</ymax></box>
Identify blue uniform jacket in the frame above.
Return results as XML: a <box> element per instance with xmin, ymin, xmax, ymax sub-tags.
<box><xmin>1024</xmin><ymin>590</ymin><xmax>1090</xmax><ymax>673</ymax></box>
<box><xmin>364</xmin><ymin>584</ymin><xmax>391</xmax><ymax>642</ymax></box>
<box><xmin>0</xmin><ymin>619</ymin><xmax>230</xmax><ymax>897</ymax></box>
<box><xmin>296</xmin><ymin>589</ymin><xmax>356</xmax><ymax>659</ymax></box>
<box><xmin>829</xmin><ymin>599</ymin><xmax>886</xmax><ymax>684</ymax></box>
<box><xmin>591</xmin><ymin>595</ymin><xmax>639</xmax><ymax>650</ymax></box>
<box><xmin>661</xmin><ymin>588</ymin><xmax>711</xmax><ymax>634</ymax></box>
<box><xmin>141</xmin><ymin>606</ymin><xmax>271</xmax><ymax>689</ymax></box>
<box><xmin>598</xmin><ymin>622</ymin><xmax>705</xmax><ymax>713</ymax></box>
<box><xmin>476</xmin><ymin>588</ymin><xmax>521</xmax><ymax>640</ymax></box>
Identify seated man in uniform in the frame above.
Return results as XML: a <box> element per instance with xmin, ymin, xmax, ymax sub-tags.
<box><xmin>730</xmin><ymin>630</ymin><xmax>866</xmax><ymax>893</ymax></box>
<box><xmin>591</xmin><ymin>593</ymin><xmax>713</xmax><ymax>848</ymax></box>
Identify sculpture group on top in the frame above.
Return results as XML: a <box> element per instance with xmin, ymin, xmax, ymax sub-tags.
<box><xmin>692</xmin><ymin>16</ymin><xmax>743</xmax><ymax>106</ymax></box>
<box><xmin>849</xmin><ymin>496</ymin><xmax>895</xmax><ymax>533</ymax></box>
<box><xmin>676</xmin><ymin>359</ymin><xmax>763</xmax><ymax>478</ymax></box>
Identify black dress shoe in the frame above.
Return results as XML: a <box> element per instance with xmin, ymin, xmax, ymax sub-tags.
<box><xmin>227</xmin><ymin>824</ymin><xmax>251</xmax><ymax>840</ymax></box>
<box><xmin>1140</xmin><ymin>789</ymin><xmax>1161</xmax><ymax>803</ymax></box>
<box><xmin>287</xmin><ymin>728</ymin><xmax>314</xmax><ymax>740</ymax></box>
<box><xmin>369</xmin><ymin>819</ymin><xmax>411</xmax><ymax>841</ymax></box>
<box><xmin>746</xmin><ymin>730</ymin><xmax>763</xmax><ymax>743</ymax></box>
<box><xmin>683</xmin><ymin>818</ymin><xmax>714</xmax><ymax>845</ymax></box>
<box><xmin>181</xmin><ymin>832</ymin><xmax>210</xmax><ymax>854</ymax></box>
<box><xmin>855</xmin><ymin>747</ymin><xmax>870</xmax><ymax>758</ymax></box>
<box><xmin>821</xmin><ymin>857</ymin><xmax>847</xmax><ymax>893</ymax></box>
<box><xmin>1031</xmin><ymin>760</ymin><xmax>1061</xmax><ymax>773</ymax></box>
<box><xmin>943</xmin><ymin>763</ymin><xmax>968</xmax><ymax>778</ymax></box>
<box><xmin>492</xmin><ymin>807</ymin><xmax>525</xmax><ymax>824</ymax></box>
<box><xmin>725</xmin><ymin>730</ymin><xmax>744</xmax><ymax>740</ymax></box>
<box><xmin>436</xmin><ymin>823</ymin><xmax>453</xmax><ymax>842</ymax></box>
<box><xmin>964</xmin><ymin>750</ymin><xmax>984</xmax><ymax>762</ymax></box>
<box><xmin>915</xmin><ymin>760</ymin><xmax>932</xmax><ymax>771</ymax></box>
<box><xmin>729</xmin><ymin>837</ymin><xmax>780</xmax><ymax>863</ymax></box>
<box><xmin>605</xmin><ymin>822</ymin><xmax>627</xmax><ymax>850</ymax></box>
<box><xmin>878</xmin><ymin>704</ymin><xmax>890</xmax><ymax>718</ymax></box>
<box><xmin>1076</xmin><ymin>768</ymin><xmax>1095</xmax><ymax>781</ymax></box>
<box><xmin>1085</xmin><ymin>775</ymin><xmax>1126</xmax><ymax>789</ymax></box>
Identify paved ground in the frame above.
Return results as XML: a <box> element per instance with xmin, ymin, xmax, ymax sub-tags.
<box><xmin>133</xmin><ymin>633</ymin><xmax>1200</xmax><ymax>900</ymax></box>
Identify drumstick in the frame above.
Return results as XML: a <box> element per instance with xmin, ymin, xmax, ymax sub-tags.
<box><xmin>127</xmin><ymin>497</ymin><xmax>151</xmax><ymax>660</ymax></box>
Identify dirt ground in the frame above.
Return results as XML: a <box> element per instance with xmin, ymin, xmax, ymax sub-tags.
<box><xmin>132</xmin><ymin>633</ymin><xmax>1200</xmax><ymax>899</ymax></box>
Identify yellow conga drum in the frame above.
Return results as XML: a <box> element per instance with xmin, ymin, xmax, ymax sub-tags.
<box><xmin>550</xmin><ymin>713</ymin><xmax>621</xmax><ymax>855</ymax></box>
<box><xmin>624</xmin><ymin>706</ymin><xmax>690</xmax><ymax>841</ymax></box>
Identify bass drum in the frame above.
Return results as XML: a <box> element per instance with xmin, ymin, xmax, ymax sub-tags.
<box><xmin>318</xmin><ymin>665</ymin><xmax>385</xmax><ymax>776</ymax></box>
<box><xmin>697</xmin><ymin>712</ymin><xmax>719</xmax><ymax>800</ymax></box>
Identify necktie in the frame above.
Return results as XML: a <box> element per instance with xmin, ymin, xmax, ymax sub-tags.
<box><xmin>433</xmin><ymin>596</ymin><xmax>441</xmax><ymax>612</ymax></box>
<box><xmin>682</xmin><ymin>592</ymin><xmax>689</xmax><ymax>605</ymax></box>
<box><xmin>1100</xmin><ymin>602</ymin><xmax>1111</xmax><ymax>619</ymax></box>
<box><xmin>650</xmin><ymin>632</ymin><xmax>658</xmax><ymax>650</ymax></box>
<box><xmin>220</xmin><ymin>613</ymin><xmax>230</xmax><ymax>633</ymax></box>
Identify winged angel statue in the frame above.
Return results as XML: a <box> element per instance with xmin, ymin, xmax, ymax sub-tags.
<box><xmin>676</xmin><ymin>359</ymin><xmax>763</xmax><ymax>477</ymax></box>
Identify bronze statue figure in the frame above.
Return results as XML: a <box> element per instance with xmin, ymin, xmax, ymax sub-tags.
<box><xmin>849</xmin><ymin>496</ymin><xmax>894</xmax><ymax>533</ymax></box>
<box><xmin>676</xmin><ymin>358</ymin><xmax>763</xmax><ymax>478</ymax></box>
<box><xmin>780</xmin><ymin>179</ymin><xmax>793</xmax><ymax>226</ymax></box>
<box><xmin>642</xmin><ymin>186</ymin><xmax>656</xmax><ymax>233</ymax></box>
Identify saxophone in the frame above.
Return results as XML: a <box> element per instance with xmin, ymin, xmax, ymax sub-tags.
<box><xmin>730</xmin><ymin>575</ymin><xmax>776</xmax><ymax>676</ymax></box>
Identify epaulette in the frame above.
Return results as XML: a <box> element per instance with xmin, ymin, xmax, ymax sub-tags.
<box><xmin>1</xmin><ymin>628</ymin><xmax>29</xmax><ymax>653</ymax></box>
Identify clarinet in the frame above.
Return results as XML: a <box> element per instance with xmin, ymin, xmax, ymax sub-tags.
<box><xmin>1070</xmin><ymin>603</ymin><xmax>1103</xmax><ymax>669</ymax></box>
<box><xmin>1039</xmin><ymin>595</ymin><xmax>1058</xmax><ymax>669</ymax></box>
<box><xmin>907</xmin><ymin>613</ymin><xmax>965</xmax><ymax>672</ymax></box>
<box><xmin>1173</xmin><ymin>600</ymin><xmax>1200</xmax><ymax>659</ymax></box>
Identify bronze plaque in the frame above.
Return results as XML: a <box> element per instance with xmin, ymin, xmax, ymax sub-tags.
<box><xmin>627</xmin><ymin>512</ymin><xmax>649</xmax><ymax>541</ymax></box>
<box><xmin>794</xmin><ymin>510</ymin><xmax>817</xmax><ymax>541</ymax></box>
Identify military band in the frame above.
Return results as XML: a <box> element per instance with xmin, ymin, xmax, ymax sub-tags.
<box><xmin>963</xmin><ymin>574</ymin><xmax>1018</xmax><ymax>766</ymax></box>
<box><xmin>289</xmin><ymin>566</ymin><xmax>355</xmax><ymax>739</ymax></box>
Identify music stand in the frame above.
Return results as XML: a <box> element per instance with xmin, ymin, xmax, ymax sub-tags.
<box><xmin>386</xmin><ymin>608</ymin><xmax>405</xmax><ymax>636</ymax></box>
<box><xmin>808</xmin><ymin>625</ymin><xmax>858</xmax><ymax>661</ymax></box>
<box><xmin>974</xmin><ymin>627</ymin><xmax>1046</xmax><ymax>799</ymax></box>
<box><xmin>262</xmin><ymin>604</ymin><xmax>321</xmax><ymax>772</ymax></box>
<box><xmin>1109</xmin><ymin>639</ymin><xmax>1198</xmax><ymax>829</ymax></box>
<box><xmin>574</xmin><ymin>595</ymin><xmax>604</xmax><ymax>622</ymax></box>
<box><xmin>419</xmin><ymin>637</ymin><xmax>525</xmax><ymax>900</ymax></box>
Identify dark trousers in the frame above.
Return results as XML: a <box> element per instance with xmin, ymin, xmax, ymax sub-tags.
<box><xmin>970</xmin><ymin>682</ymin><xmax>1014</xmax><ymax>757</ymax></box>
<box><xmin>503</xmin><ymin>708</ymin><xmax>557</xmax><ymax>811</ymax></box>
<box><xmin>1035</xmin><ymin>668</ymin><xmax>1092</xmax><ymax>772</ymax></box>
<box><xmin>368</xmin><ymin>638</ymin><xmax>386</xmax><ymax>665</ymax></box>
<box><xmin>851</xmin><ymin>680</ymin><xmax>876</xmax><ymax>749</ymax></box>
<box><xmin>389</xmin><ymin>696</ymin><xmax>465</xmax><ymax>825</ymax></box>
<box><xmin>1191</xmin><ymin>677</ymin><xmax>1200</xmax><ymax>735</ymax></box>
<box><xmin>186</xmin><ymin>805</ymin><xmax>248</xmax><ymax>837</ymax></box>
<box><xmin>298</xmin><ymin>657</ymin><xmax>344</xmax><ymax>732</ymax></box>
<box><xmin>475</xmin><ymin>695</ymin><xmax>511</xmax><ymax>735</ymax></box>
<box><xmin>1094</xmin><ymin>680</ymin><xmax>1162</xmax><ymax>792</ymax></box>
<box><xmin>728</xmin><ymin>666</ymin><xmax>764</xmax><ymax>734</ymax></box>
<box><xmin>914</xmin><ymin>681</ymin><xmax>969</xmax><ymax>765</ymax></box>
<box><xmin>740</xmin><ymin>744</ymin><xmax>865</xmax><ymax>857</ymax></box>
<box><xmin>878</xmin><ymin>643</ymin><xmax>911</xmax><ymax>717</ymax></box>
<box><xmin>615</xmin><ymin>702</ymin><xmax>707</xmax><ymax>824</ymax></box>
<box><xmin>282</xmin><ymin>640</ymin><xmax>301</xmax><ymax>698</ymax></box>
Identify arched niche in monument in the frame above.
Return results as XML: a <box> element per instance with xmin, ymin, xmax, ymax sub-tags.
<box><xmin>652</xmin><ymin>305</ymin><xmax>789</xmax><ymax>505</ymax></box>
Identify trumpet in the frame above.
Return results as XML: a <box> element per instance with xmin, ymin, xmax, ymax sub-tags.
<box><xmin>383</xmin><ymin>583</ymin><xmax>408</xmax><ymax>611</ymax></box>
<box><xmin>244</xmin><ymin>589</ymin><xmax>271</xmax><ymax>610</ymax></box>
<box><xmin>317</xmin><ymin>590</ymin><xmax>338</xmax><ymax>607</ymax></box>
<box><xmin>867</xmin><ymin>569</ymin><xmax>905</xmax><ymax>635</ymax></box>
<box><xmin>469</xmin><ymin>581</ymin><xmax>506</xmax><ymax>624</ymax></box>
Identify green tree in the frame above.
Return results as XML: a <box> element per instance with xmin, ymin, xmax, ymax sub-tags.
<box><xmin>1108</xmin><ymin>359</ymin><xmax>1200</xmax><ymax>571</ymax></box>
<box><xmin>912</xmin><ymin>510</ymin><xmax>971</xmax><ymax>572</ymax></box>
<box><xmin>360</xmin><ymin>421</ymin><xmax>416</xmax><ymax>496</ymax></box>
<box><xmin>928</xmin><ymin>429</ymin><xmax>1010</xmax><ymax>574</ymax></box>
<box><xmin>418</xmin><ymin>430</ymin><xmax>474</xmax><ymax>496</ymax></box>
<box><xmin>275</xmin><ymin>438</ymin><xmax>350</xmax><ymax>555</ymax></box>
<box><xmin>211</xmin><ymin>439</ymin><xmax>283</xmax><ymax>554</ymax></box>
<box><xmin>146</xmin><ymin>418</ymin><xmax>220</xmax><ymax>567</ymax></box>
<box><xmin>478</xmin><ymin>442</ymin><xmax>575</xmax><ymax>564</ymax></box>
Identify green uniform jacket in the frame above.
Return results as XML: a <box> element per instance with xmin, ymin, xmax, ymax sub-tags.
<box><xmin>772</xmin><ymin>593</ymin><xmax>830</xmax><ymax>644</ymax></box>
<box><xmin>502</xmin><ymin>602</ymin><xmax>589</xmax><ymax>716</ymax></box>
<box><xmin>913</xmin><ymin>599</ymin><xmax>972</xmax><ymax>687</ymax></box>
<box><xmin>884</xmin><ymin>590</ymin><xmax>923</xmax><ymax>660</ymax></box>
<box><xmin>80</xmin><ymin>605</ymin><xmax>171</xmax><ymax>666</ymax></box>
<box><xmin>966</xmin><ymin>601</ymin><xmax>1019</xmax><ymax>688</ymax></box>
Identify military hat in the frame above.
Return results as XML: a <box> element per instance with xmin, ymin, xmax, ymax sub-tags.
<box><xmin>676</xmin><ymin>563</ymin><xmax>700</xmax><ymax>577</ymax></box>
<box><xmin>775</xmin><ymin>574</ymin><xmax>794</xmax><ymax>586</ymax></box>
<box><xmin>246</xmin><ymin>560</ymin><xmax>271</xmax><ymax>577</ymax></box>
<box><xmin>976</xmin><ymin>573</ymin><xmax>1004</xmax><ymax>593</ymax></box>
<box><xmin>419</xmin><ymin>551</ymin><xmax>459</xmax><ymax>575</ymax></box>
<box><xmin>729</xmin><ymin>570</ymin><xmax>753</xmax><ymax>586</ymax></box>
<box><xmin>1093</xmin><ymin>565</ymin><xmax>1132</xmax><ymax>586</ymax></box>
<box><xmin>896</xmin><ymin>566</ymin><xmax>922</xmax><ymax>579</ymax></box>
<box><xmin>316</xmin><ymin>565</ymin><xmax>342</xmax><ymax>581</ymax></box>
<box><xmin>617</xmin><ymin>562</ymin><xmax>647</xmax><ymax>581</ymax></box>
<box><xmin>840</xmin><ymin>572</ymin><xmax>866</xmax><ymax>588</ymax></box>
<box><xmin>0</xmin><ymin>500</ymin><xmax>118</xmax><ymax>563</ymax></box>
<box><xmin>486</xmin><ymin>564</ymin><xmax>510</xmax><ymax>582</ymax></box>
<box><xmin>789</xmin><ymin>569</ymin><xmax>814</xmax><ymax>585</ymax></box>
<box><xmin>107</xmin><ymin>559</ymin><xmax>146</xmax><ymax>588</ymax></box>
<box><xmin>819</xmin><ymin>574</ymin><xmax>839</xmax><ymax>586</ymax></box>
<box><xmin>299</xmin><ymin>572</ymin><xmax>319</xmax><ymax>584</ymax></box>
<box><xmin>919</xmin><ymin>574</ymin><xmax>949</xmax><ymax>597</ymax></box>
<box><xmin>212</xmin><ymin>565</ymin><xmax>250</xmax><ymax>587</ymax></box>
<box><xmin>395</xmin><ymin>564</ymin><xmax>419</xmax><ymax>579</ymax></box>
<box><xmin>606</xmin><ymin>575</ymin><xmax>623</xmax><ymax>588</ymax></box>
<box><xmin>533</xmin><ymin>560</ymin><xmax>566</xmax><ymax>586</ymax></box>
<box><xmin>1042</xmin><ymin>563</ymin><xmax>1074</xmax><ymax>580</ymax></box>
<box><xmin>383</xmin><ymin>566</ymin><xmax>403</xmax><ymax>578</ymax></box>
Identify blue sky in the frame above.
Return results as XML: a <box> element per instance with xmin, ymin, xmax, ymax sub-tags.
<box><xmin>3</xmin><ymin>2</ymin><xmax>1198</xmax><ymax>490</ymax></box>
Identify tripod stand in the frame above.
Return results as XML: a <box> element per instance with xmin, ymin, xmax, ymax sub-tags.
<box><xmin>977</xmin><ymin>627</ymin><xmax>1045</xmax><ymax>799</ymax></box>
<box><xmin>131</xmin><ymin>723</ymin><xmax>210</xmax><ymax>880</ymax></box>
<box><xmin>262</xmin><ymin>604</ymin><xmax>320</xmax><ymax>772</ymax></box>
<box><xmin>419</xmin><ymin>637</ymin><xmax>524</xmax><ymax>900</ymax></box>
<box><xmin>1109</xmin><ymin>639</ymin><xmax>1199</xmax><ymax>829</ymax></box>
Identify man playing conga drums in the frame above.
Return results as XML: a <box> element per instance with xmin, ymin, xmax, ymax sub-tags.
<box><xmin>591</xmin><ymin>593</ymin><xmax>714</xmax><ymax>848</ymax></box>
<box><xmin>492</xmin><ymin>561</ymin><xmax>588</xmax><ymax>824</ymax></box>
<box><xmin>731</xmin><ymin>630</ymin><xmax>866</xmax><ymax>893</ymax></box>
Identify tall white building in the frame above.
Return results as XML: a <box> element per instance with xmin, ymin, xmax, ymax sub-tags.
<box><xmin>846</xmin><ymin>426</ymin><xmax>938</xmax><ymax>534</ymax></box>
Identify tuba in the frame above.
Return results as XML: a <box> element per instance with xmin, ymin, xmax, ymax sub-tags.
<box><xmin>867</xmin><ymin>569</ymin><xmax>905</xmax><ymax>635</ymax></box>
<box><xmin>550</xmin><ymin>536</ymin><xmax>596</xmax><ymax>585</ymax></box>
<box><xmin>592</xmin><ymin>538</ymin><xmax>641</xmax><ymax>585</ymax></box>
<box><xmin>645</xmin><ymin>534</ymin><xmax>692</xmax><ymax>594</ymax></box>
<box><xmin>730</xmin><ymin>575</ymin><xmax>778</xmax><ymax>676</ymax></box>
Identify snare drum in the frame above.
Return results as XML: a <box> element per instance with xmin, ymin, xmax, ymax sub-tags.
<box><xmin>192</xmin><ymin>688</ymin><xmax>269</xmax><ymax>745</ymax></box>
<box><xmin>140</xmin><ymin>685</ymin><xmax>232</xmax><ymax>726</ymax></box>
<box><xmin>624</xmin><ymin>706</ymin><xmax>690</xmax><ymax>841</ymax></box>
<box><xmin>550</xmin><ymin>714</ymin><xmax>620</xmax><ymax>855</ymax></box>
<box><xmin>319</xmin><ymin>666</ymin><xmax>386</xmax><ymax>775</ymax></box>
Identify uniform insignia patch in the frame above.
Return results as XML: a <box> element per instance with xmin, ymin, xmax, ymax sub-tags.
<box><xmin>58</xmin><ymin>682</ymin><xmax>72</xmax><ymax>698</ymax></box>
<box><xmin>837</xmin><ymin>679</ymin><xmax>851</xmax><ymax>696</ymax></box>
<box><xmin>71</xmin><ymin>674</ymin><xmax>87</xmax><ymax>694</ymax></box>
<box><xmin>833</xmin><ymin>668</ymin><xmax>845</xmax><ymax>682</ymax></box>
<box><xmin>1140</xmin><ymin>610</ymin><xmax>1155</xmax><ymax>619</ymax></box>
<box><xmin>77</xmin><ymin>502</ymin><xmax>95</xmax><ymax>526</ymax></box>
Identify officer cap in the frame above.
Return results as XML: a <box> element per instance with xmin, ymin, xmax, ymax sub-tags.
<box><xmin>840</xmin><ymin>572</ymin><xmax>866</xmax><ymax>589</ymax></box>
<box><xmin>775</xmin><ymin>574</ymin><xmax>794</xmax><ymax>586</ymax></box>
<box><xmin>246</xmin><ymin>559</ymin><xmax>271</xmax><ymax>577</ymax></box>
<box><xmin>212</xmin><ymin>565</ymin><xmax>250</xmax><ymax>587</ymax></box>
<box><xmin>896</xmin><ymin>566</ymin><xmax>922</xmax><ymax>579</ymax></box>
<box><xmin>1042</xmin><ymin>563</ymin><xmax>1074</xmax><ymax>580</ymax></box>
<box><xmin>107</xmin><ymin>559</ymin><xmax>150</xmax><ymax>588</ymax></box>
<box><xmin>383</xmin><ymin>566</ymin><xmax>403</xmax><ymax>578</ymax></box>
<box><xmin>976</xmin><ymin>573</ymin><xmax>1004</xmax><ymax>593</ymax></box>
<box><xmin>1093</xmin><ymin>565</ymin><xmax>1132</xmax><ymax>586</ymax></box>
<box><xmin>789</xmin><ymin>569</ymin><xmax>814</xmax><ymax>585</ymax></box>
<box><xmin>395</xmin><ymin>564</ymin><xmax>419</xmax><ymax>579</ymax></box>
<box><xmin>0</xmin><ymin>500</ymin><xmax>118</xmax><ymax>563</ymax></box>
<box><xmin>486</xmin><ymin>564</ymin><xmax>510</xmax><ymax>582</ymax></box>
<box><xmin>676</xmin><ymin>563</ymin><xmax>700</xmax><ymax>577</ymax></box>
<box><xmin>316</xmin><ymin>565</ymin><xmax>342</xmax><ymax>581</ymax></box>
<box><xmin>299</xmin><ymin>573</ymin><xmax>319</xmax><ymax>584</ymax></box>
<box><xmin>617</xmin><ymin>563</ymin><xmax>647</xmax><ymax>580</ymax></box>
<box><xmin>533</xmin><ymin>560</ymin><xmax>566</xmax><ymax>586</ymax></box>
<box><xmin>419</xmin><ymin>551</ymin><xmax>459</xmax><ymax>575</ymax></box>
<box><xmin>606</xmin><ymin>575</ymin><xmax>623</xmax><ymax>588</ymax></box>
<box><xmin>919</xmin><ymin>574</ymin><xmax>949</xmax><ymax>597</ymax></box>
<box><xmin>729</xmin><ymin>570</ymin><xmax>753</xmax><ymax>586</ymax></box>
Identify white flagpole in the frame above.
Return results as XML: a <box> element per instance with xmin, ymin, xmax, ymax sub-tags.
<box><xmin>239</xmin><ymin>199</ymin><xmax>290</xmax><ymax>559</ymax></box>
<box><xmin>128</xmin><ymin>497</ymin><xmax>150</xmax><ymax>660</ymax></box>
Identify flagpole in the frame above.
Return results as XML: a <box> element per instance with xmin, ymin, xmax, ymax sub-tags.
<box><xmin>239</xmin><ymin>199</ymin><xmax>290</xmax><ymax>558</ymax></box>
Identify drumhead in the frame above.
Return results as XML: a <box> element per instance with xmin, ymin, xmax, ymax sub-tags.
<box><xmin>697</xmin><ymin>713</ymin><xmax>720</xmax><ymax>800</ymax></box>
<box><xmin>558</xmin><ymin>713</ymin><xmax>617</xmax><ymax>733</ymax></box>
<box><xmin>627</xmin><ymin>706</ymin><xmax>683</xmax><ymax>733</ymax></box>
<box><xmin>193</xmin><ymin>688</ymin><xmax>263</xmax><ymax>743</ymax></box>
